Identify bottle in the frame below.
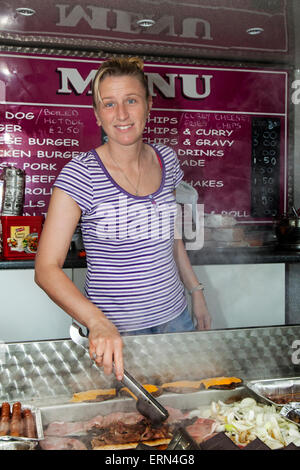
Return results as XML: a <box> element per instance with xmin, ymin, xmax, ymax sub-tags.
<box><xmin>1</xmin><ymin>166</ymin><xmax>25</xmax><ymax>216</ymax></box>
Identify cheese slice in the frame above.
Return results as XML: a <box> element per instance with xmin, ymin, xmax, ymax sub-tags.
<box><xmin>200</xmin><ymin>377</ymin><xmax>242</xmax><ymax>389</ymax></box>
<box><xmin>70</xmin><ymin>388</ymin><xmax>116</xmax><ymax>402</ymax></box>
<box><xmin>120</xmin><ymin>384</ymin><xmax>162</xmax><ymax>400</ymax></box>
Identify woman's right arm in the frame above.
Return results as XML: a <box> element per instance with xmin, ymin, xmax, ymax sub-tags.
<box><xmin>34</xmin><ymin>187</ymin><xmax>124</xmax><ymax>380</ymax></box>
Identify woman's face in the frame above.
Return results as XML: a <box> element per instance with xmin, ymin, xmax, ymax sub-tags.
<box><xmin>95</xmin><ymin>74</ymin><xmax>152</xmax><ymax>147</ymax></box>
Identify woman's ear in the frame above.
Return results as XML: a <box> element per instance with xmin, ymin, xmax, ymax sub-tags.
<box><xmin>147</xmin><ymin>95</ymin><xmax>153</xmax><ymax>114</ymax></box>
<box><xmin>94</xmin><ymin>108</ymin><xmax>101</xmax><ymax>127</ymax></box>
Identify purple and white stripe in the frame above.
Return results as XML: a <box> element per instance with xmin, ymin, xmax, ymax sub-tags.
<box><xmin>54</xmin><ymin>144</ymin><xmax>187</xmax><ymax>332</ymax></box>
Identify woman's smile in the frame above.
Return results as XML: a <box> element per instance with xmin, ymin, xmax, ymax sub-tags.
<box><xmin>115</xmin><ymin>123</ymin><xmax>134</xmax><ymax>131</ymax></box>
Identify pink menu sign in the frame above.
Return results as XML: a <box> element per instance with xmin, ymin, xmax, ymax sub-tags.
<box><xmin>0</xmin><ymin>0</ymin><xmax>288</xmax><ymax>55</ymax></box>
<box><xmin>0</xmin><ymin>52</ymin><xmax>288</xmax><ymax>222</ymax></box>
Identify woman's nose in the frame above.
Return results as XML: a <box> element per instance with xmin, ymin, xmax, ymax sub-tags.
<box><xmin>116</xmin><ymin>103</ymin><xmax>129</xmax><ymax>120</ymax></box>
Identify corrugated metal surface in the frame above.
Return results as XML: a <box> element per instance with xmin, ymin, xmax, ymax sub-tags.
<box><xmin>1</xmin><ymin>325</ymin><xmax>299</xmax><ymax>404</ymax></box>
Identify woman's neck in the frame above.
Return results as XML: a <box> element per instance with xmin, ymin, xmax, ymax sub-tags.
<box><xmin>103</xmin><ymin>141</ymin><xmax>147</xmax><ymax>167</ymax></box>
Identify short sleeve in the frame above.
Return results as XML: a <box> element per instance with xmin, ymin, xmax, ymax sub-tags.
<box><xmin>53</xmin><ymin>155</ymin><xmax>93</xmax><ymax>214</ymax></box>
<box><xmin>173</xmin><ymin>150</ymin><xmax>184</xmax><ymax>189</ymax></box>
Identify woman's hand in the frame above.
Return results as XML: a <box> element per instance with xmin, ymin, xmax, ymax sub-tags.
<box><xmin>88</xmin><ymin>317</ymin><xmax>124</xmax><ymax>381</ymax></box>
<box><xmin>191</xmin><ymin>291</ymin><xmax>211</xmax><ymax>330</ymax></box>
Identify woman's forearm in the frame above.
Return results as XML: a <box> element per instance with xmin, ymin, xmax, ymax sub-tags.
<box><xmin>173</xmin><ymin>238</ymin><xmax>211</xmax><ymax>330</ymax></box>
<box><xmin>173</xmin><ymin>238</ymin><xmax>201</xmax><ymax>290</ymax></box>
<box><xmin>35</xmin><ymin>262</ymin><xmax>123</xmax><ymax>378</ymax></box>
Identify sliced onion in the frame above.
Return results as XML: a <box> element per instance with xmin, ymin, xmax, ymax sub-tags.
<box><xmin>232</xmin><ymin>421</ymin><xmax>252</xmax><ymax>432</ymax></box>
<box><xmin>264</xmin><ymin>438</ymin><xmax>283</xmax><ymax>450</ymax></box>
<box><xmin>245</xmin><ymin>409</ymin><xmax>255</xmax><ymax>422</ymax></box>
<box><xmin>240</xmin><ymin>398</ymin><xmax>256</xmax><ymax>408</ymax></box>
<box><xmin>256</xmin><ymin>413</ymin><xmax>264</xmax><ymax>427</ymax></box>
<box><xmin>196</xmin><ymin>397</ymin><xmax>300</xmax><ymax>449</ymax></box>
<box><xmin>288</xmin><ymin>427</ymin><xmax>300</xmax><ymax>437</ymax></box>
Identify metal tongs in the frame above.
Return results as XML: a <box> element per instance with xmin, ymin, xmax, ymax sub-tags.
<box><xmin>69</xmin><ymin>322</ymin><xmax>169</xmax><ymax>426</ymax></box>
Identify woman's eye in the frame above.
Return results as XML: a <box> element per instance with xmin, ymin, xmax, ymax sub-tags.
<box><xmin>104</xmin><ymin>102</ymin><xmax>114</xmax><ymax>108</ymax></box>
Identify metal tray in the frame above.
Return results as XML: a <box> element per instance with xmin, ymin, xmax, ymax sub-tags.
<box><xmin>39</xmin><ymin>387</ymin><xmax>247</xmax><ymax>426</ymax></box>
<box><xmin>246</xmin><ymin>377</ymin><xmax>300</xmax><ymax>427</ymax></box>
<box><xmin>246</xmin><ymin>377</ymin><xmax>300</xmax><ymax>407</ymax></box>
<box><xmin>0</xmin><ymin>403</ymin><xmax>44</xmax><ymax>442</ymax></box>
<box><xmin>35</xmin><ymin>385</ymin><xmax>300</xmax><ymax>448</ymax></box>
<box><xmin>0</xmin><ymin>440</ymin><xmax>38</xmax><ymax>450</ymax></box>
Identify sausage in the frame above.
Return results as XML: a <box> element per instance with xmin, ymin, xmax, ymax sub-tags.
<box><xmin>10</xmin><ymin>402</ymin><xmax>23</xmax><ymax>437</ymax></box>
<box><xmin>0</xmin><ymin>402</ymin><xmax>10</xmax><ymax>436</ymax></box>
<box><xmin>23</xmin><ymin>409</ymin><xmax>36</xmax><ymax>438</ymax></box>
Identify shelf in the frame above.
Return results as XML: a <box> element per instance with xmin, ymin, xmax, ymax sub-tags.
<box><xmin>1</xmin><ymin>245</ymin><xmax>300</xmax><ymax>269</ymax></box>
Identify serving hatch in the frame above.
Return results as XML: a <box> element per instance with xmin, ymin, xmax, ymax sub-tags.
<box><xmin>1</xmin><ymin>326</ymin><xmax>300</xmax><ymax>449</ymax></box>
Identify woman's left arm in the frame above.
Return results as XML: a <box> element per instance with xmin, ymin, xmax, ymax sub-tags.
<box><xmin>173</xmin><ymin>237</ymin><xmax>211</xmax><ymax>330</ymax></box>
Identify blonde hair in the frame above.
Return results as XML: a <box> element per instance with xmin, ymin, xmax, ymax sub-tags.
<box><xmin>92</xmin><ymin>57</ymin><xmax>150</xmax><ymax>108</ymax></box>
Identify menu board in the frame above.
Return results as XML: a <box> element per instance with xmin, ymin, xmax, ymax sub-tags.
<box><xmin>0</xmin><ymin>53</ymin><xmax>288</xmax><ymax>222</ymax></box>
<box><xmin>251</xmin><ymin>117</ymin><xmax>281</xmax><ymax>218</ymax></box>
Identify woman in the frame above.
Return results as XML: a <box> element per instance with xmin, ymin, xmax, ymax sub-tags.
<box><xmin>35</xmin><ymin>57</ymin><xmax>211</xmax><ymax>381</ymax></box>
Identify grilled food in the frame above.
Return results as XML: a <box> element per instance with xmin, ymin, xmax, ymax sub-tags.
<box><xmin>161</xmin><ymin>377</ymin><xmax>242</xmax><ymax>393</ymax></box>
<box><xmin>161</xmin><ymin>380</ymin><xmax>202</xmax><ymax>393</ymax></box>
<box><xmin>41</xmin><ymin>406</ymin><xmax>217</xmax><ymax>450</ymax></box>
<box><xmin>70</xmin><ymin>388</ymin><xmax>117</xmax><ymax>403</ymax></box>
<box><xmin>201</xmin><ymin>377</ymin><xmax>243</xmax><ymax>390</ymax></box>
<box><xmin>0</xmin><ymin>402</ymin><xmax>37</xmax><ymax>438</ymax></box>
<box><xmin>70</xmin><ymin>377</ymin><xmax>243</xmax><ymax>404</ymax></box>
<box><xmin>119</xmin><ymin>384</ymin><xmax>163</xmax><ymax>399</ymax></box>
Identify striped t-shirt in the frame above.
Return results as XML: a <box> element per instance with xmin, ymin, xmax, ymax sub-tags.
<box><xmin>54</xmin><ymin>144</ymin><xmax>187</xmax><ymax>332</ymax></box>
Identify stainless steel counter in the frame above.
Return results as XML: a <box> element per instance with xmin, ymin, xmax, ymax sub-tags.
<box><xmin>1</xmin><ymin>325</ymin><xmax>300</xmax><ymax>405</ymax></box>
